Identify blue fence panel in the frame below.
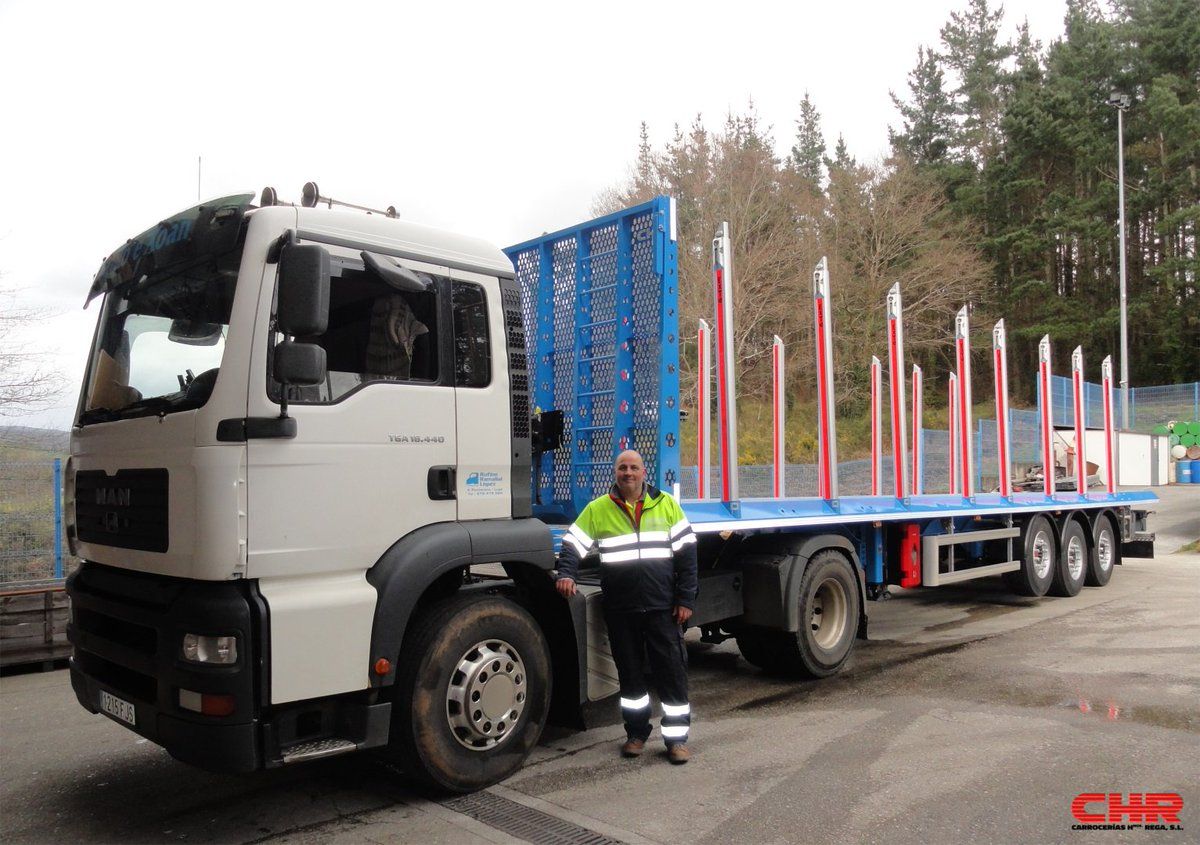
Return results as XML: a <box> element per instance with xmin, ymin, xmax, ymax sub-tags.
<box><xmin>506</xmin><ymin>197</ymin><xmax>680</xmax><ymax>522</ymax></box>
<box><xmin>0</xmin><ymin>461</ymin><xmax>65</xmax><ymax>586</ymax></box>
<box><xmin>1052</xmin><ymin>376</ymin><xmax>1200</xmax><ymax>432</ymax></box>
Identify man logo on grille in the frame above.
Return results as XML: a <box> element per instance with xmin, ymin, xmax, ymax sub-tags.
<box><xmin>96</xmin><ymin>488</ymin><xmax>131</xmax><ymax>507</ymax></box>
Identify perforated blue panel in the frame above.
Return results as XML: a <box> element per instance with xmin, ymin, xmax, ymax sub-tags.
<box><xmin>506</xmin><ymin>198</ymin><xmax>679</xmax><ymax>522</ymax></box>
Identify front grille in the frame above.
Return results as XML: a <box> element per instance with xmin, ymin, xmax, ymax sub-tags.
<box><xmin>75</xmin><ymin>469</ymin><xmax>169</xmax><ymax>553</ymax></box>
<box><xmin>74</xmin><ymin>649</ymin><xmax>157</xmax><ymax>704</ymax></box>
<box><xmin>74</xmin><ymin>606</ymin><xmax>157</xmax><ymax>655</ymax></box>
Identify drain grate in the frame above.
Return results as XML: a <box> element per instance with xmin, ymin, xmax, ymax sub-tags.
<box><xmin>442</xmin><ymin>791</ymin><xmax>626</xmax><ymax>845</ymax></box>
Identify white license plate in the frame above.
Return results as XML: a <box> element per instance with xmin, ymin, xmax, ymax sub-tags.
<box><xmin>99</xmin><ymin>690</ymin><xmax>137</xmax><ymax>726</ymax></box>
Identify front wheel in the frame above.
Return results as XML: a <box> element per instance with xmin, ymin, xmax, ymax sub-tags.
<box><xmin>387</xmin><ymin>594</ymin><xmax>551</xmax><ymax>792</ymax></box>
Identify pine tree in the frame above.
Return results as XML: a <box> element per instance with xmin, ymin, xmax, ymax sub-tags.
<box><xmin>789</xmin><ymin>93</ymin><xmax>826</xmax><ymax>187</ymax></box>
<box><xmin>939</xmin><ymin>0</ymin><xmax>1014</xmax><ymax>165</ymax></box>
<box><xmin>889</xmin><ymin>46</ymin><xmax>957</xmax><ymax>166</ymax></box>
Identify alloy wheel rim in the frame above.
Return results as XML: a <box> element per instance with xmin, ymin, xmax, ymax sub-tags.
<box><xmin>446</xmin><ymin>639</ymin><xmax>526</xmax><ymax>751</ymax></box>
<box><xmin>1067</xmin><ymin>536</ymin><xmax>1085</xmax><ymax>581</ymax></box>
<box><xmin>1097</xmin><ymin>531</ymin><xmax>1114</xmax><ymax>572</ymax></box>
<box><xmin>1032</xmin><ymin>531</ymin><xmax>1053</xmax><ymax>580</ymax></box>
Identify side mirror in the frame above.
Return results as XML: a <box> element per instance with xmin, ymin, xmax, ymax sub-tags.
<box><xmin>275</xmin><ymin>341</ymin><xmax>327</xmax><ymax>386</ymax></box>
<box><xmin>278</xmin><ymin>243</ymin><xmax>330</xmax><ymax>336</ymax></box>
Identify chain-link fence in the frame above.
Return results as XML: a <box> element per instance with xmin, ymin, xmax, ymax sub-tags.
<box><xmin>1130</xmin><ymin>382</ymin><xmax>1200</xmax><ymax>432</ymax></box>
<box><xmin>681</xmin><ymin>410</ymin><xmax>1057</xmax><ymax>499</ymax></box>
<box><xmin>0</xmin><ymin>460</ymin><xmax>65</xmax><ymax>586</ymax></box>
<box><xmin>1050</xmin><ymin>375</ymin><xmax>1200</xmax><ymax>433</ymax></box>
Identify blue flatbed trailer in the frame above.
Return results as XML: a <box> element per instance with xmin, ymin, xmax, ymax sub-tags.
<box><xmin>507</xmin><ymin>197</ymin><xmax>1157</xmax><ymax>679</ymax></box>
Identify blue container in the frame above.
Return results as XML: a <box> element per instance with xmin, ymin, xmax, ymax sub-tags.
<box><xmin>1178</xmin><ymin>460</ymin><xmax>1194</xmax><ymax>484</ymax></box>
<box><xmin>1192</xmin><ymin>461</ymin><xmax>1200</xmax><ymax>484</ymax></box>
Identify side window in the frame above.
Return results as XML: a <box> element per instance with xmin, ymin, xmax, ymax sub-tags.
<box><xmin>452</xmin><ymin>282</ymin><xmax>490</xmax><ymax>388</ymax></box>
<box><xmin>271</xmin><ymin>258</ymin><xmax>441</xmax><ymax>404</ymax></box>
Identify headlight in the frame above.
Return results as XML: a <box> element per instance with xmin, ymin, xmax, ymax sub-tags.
<box><xmin>181</xmin><ymin>633</ymin><xmax>238</xmax><ymax>664</ymax></box>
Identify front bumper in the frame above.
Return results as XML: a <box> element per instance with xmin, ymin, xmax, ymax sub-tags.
<box><xmin>66</xmin><ymin>562</ymin><xmax>266</xmax><ymax>772</ymax></box>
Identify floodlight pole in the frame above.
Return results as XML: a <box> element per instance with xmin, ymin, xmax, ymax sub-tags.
<box><xmin>1109</xmin><ymin>93</ymin><xmax>1130</xmax><ymax>430</ymax></box>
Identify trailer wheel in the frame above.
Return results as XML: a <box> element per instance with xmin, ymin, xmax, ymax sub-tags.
<box><xmin>1051</xmin><ymin>521</ymin><xmax>1088</xmax><ymax>597</ymax></box>
<box><xmin>387</xmin><ymin>594</ymin><xmax>551</xmax><ymax>793</ymax></box>
<box><xmin>1087</xmin><ymin>515</ymin><xmax>1118</xmax><ymax>587</ymax></box>
<box><xmin>1006</xmin><ymin>515</ymin><xmax>1056</xmax><ymax>597</ymax></box>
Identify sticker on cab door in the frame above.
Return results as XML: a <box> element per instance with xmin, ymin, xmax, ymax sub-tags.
<box><xmin>463</xmin><ymin>471</ymin><xmax>506</xmax><ymax>498</ymax></box>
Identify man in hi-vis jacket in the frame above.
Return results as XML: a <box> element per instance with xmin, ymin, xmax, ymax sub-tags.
<box><xmin>555</xmin><ymin>450</ymin><xmax>699</xmax><ymax>764</ymax></box>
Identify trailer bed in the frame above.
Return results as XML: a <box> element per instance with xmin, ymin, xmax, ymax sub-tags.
<box><xmin>681</xmin><ymin>490</ymin><xmax>1158</xmax><ymax>533</ymax></box>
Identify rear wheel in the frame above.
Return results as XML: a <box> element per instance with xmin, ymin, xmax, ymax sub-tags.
<box><xmin>1006</xmin><ymin>515</ymin><xmax>1055</xmax><ymax>597</ymax></box>
<box><xmin>1050</xmin><ymin>520</ymin><xmax>1088</xmax><ymax>597</ymax></box>
<box><xmin>386</xmin><ymin>594</ymin><xmax>551</xmax><ymax>793</ymax></box>
<box><xmin>737</xmin><ymin>549</ymin><xmax>859</xmax><ymax>679</ymax></box>
<box><xmin>1087</xmin><ymin>515</ymin><xmax>1118</xmax><ymax>587</ymax></box>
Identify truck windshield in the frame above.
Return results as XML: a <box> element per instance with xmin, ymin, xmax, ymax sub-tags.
<box><xmin>78</xmin><ymin>247</ymin><xmax>243</xmax><ymax>425</ymax></box>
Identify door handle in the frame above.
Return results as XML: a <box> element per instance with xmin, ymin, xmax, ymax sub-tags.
<box><xmin>428</xmin><ymin>466</ymin><xmax>456</xmax><ymax>500</ymax></box>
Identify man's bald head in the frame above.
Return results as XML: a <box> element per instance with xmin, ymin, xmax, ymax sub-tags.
<box><xmin>614</xmin><ymin>450</ymin><xmax>647</xmax><ymax>501</ymax></box>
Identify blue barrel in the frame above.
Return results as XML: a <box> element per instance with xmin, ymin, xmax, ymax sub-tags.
<box><xmin>1192</xmin><ymin>460</ymin><xmax>1200</xmax><ymax>484</ymax></box>
<box><xmin>1179</xmin><ymin>460</ymin><xmax>1194</xmax><ymax>484</ymax></box>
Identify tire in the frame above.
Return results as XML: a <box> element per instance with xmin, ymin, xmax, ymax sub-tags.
<box><xmin>1087</xmin><ymin>515</ymin><xmax>1118</xmax><ymax>587</ymax></box>
<box><xmin>743</xmin><ymin>549</ymin><xmax>860</xmax><ymax>679</ymax></box>
<box><xmin>1006</xmin><ymin>515</ymin><xmax>1056</xmax><ymax>597</ymax></box>
<box><xmin>1050</xmin><ymin>520</ymin><xmax>1088</xmax><ymax>597</ymax></box>
<box><xmin>735</xmin><ymin>626</ymin><xmax>783</xmax><ymax>672</ymax></box>
<box><xmin>387</xmin><ymin>594</ymin><xmax>551</xmax><ymax>793</ymax></box>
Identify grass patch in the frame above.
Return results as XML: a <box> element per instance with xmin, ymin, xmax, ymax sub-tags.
<box><xmin>1178</xmin><ymin>539</ymin><xmax>1200</xmax><ymax>555</ymax></box>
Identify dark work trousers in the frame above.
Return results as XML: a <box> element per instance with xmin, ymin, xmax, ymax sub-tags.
<box><xmin>605</xmin><ymin>609</ymin><xmax>691</xmax><ymax>746</ymax></box>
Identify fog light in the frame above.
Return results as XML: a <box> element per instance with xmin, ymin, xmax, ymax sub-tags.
<box><xmin>181</xmin><ymin>634</ymin><xmax>238</xmax><ymax>664</ymax></box>
<box><xmin>179</xmin><ymin>689</ymin><xmax>236</xmax><ymax>716</ymax></box>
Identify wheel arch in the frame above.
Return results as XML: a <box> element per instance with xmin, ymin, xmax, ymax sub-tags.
<box><xmin>366</xmin><ymin>519</ymin><xmax>555</xmax><ymax>690</ymax></box>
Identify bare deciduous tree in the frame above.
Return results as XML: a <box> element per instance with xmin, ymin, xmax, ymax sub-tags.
<box><xmin>596</xmin><ymin>107</ymin><xmax>992</xmax><ymax>412</ymax></box>
<box><xmin>0</xmin><ymin>283</ymin><xmax>66</xmax><ymax>417</ymax></box>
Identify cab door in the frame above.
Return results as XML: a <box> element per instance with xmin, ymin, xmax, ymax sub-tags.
<box><xmin>450</xmin><ymin>271</ymin><xmax>511</xmax><ymax>520</ymax></box>
<box><xmin>245</xmin><ymin>246</ymin><xmax>458</xmax><ymax>580</ymax></box>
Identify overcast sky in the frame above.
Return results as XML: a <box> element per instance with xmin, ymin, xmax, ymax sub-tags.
<box><xmin>1</xmin><ymin>0</ymin><xmax>1067</xmax><ymax>431</ymax></box>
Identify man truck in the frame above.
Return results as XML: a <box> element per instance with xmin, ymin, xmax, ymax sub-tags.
<box><xmin>65</xmin><ymin>187</ymin><xmax>1155</xmax><ymax>792</ymax></box>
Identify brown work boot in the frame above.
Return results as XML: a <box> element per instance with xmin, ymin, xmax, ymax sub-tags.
<box><xmin>620</xmin><ymin>738</ymin><xmax>646</xmax><ymax>758</ymax></box>
<box><xmin>666</xmin><ymin>744</ymin><xmax>690</xmax><ymax>765</ymax></box>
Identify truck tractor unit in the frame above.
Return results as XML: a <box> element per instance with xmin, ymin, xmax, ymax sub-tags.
<box><xmin>65</xmin><ymin>186</ymin><xmax>1156</xmax><ymax>792</ymax></box>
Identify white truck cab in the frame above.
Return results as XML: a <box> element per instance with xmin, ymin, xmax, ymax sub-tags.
<box><xmin>66</xmin><ymin>190</ymin><xmax>565</xmax><ymax>791</ymax></box>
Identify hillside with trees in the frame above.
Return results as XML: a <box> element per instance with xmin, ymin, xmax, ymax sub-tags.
<box><xmin>599</xmin><ymin>0</ymin><xmax>1198</xmax><ymax>440</ymax></box>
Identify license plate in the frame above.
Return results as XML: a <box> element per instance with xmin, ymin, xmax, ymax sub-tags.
<box><xmin>99</xmin><ymin>690</ymin><xmax>137</xmax><ymax>726</ymax></box>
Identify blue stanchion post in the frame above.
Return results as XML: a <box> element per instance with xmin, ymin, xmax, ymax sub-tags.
<box><xmin>53</xmin><ymin>458</ymin><xmax>63</xmax><ymax>579</ymax></box>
